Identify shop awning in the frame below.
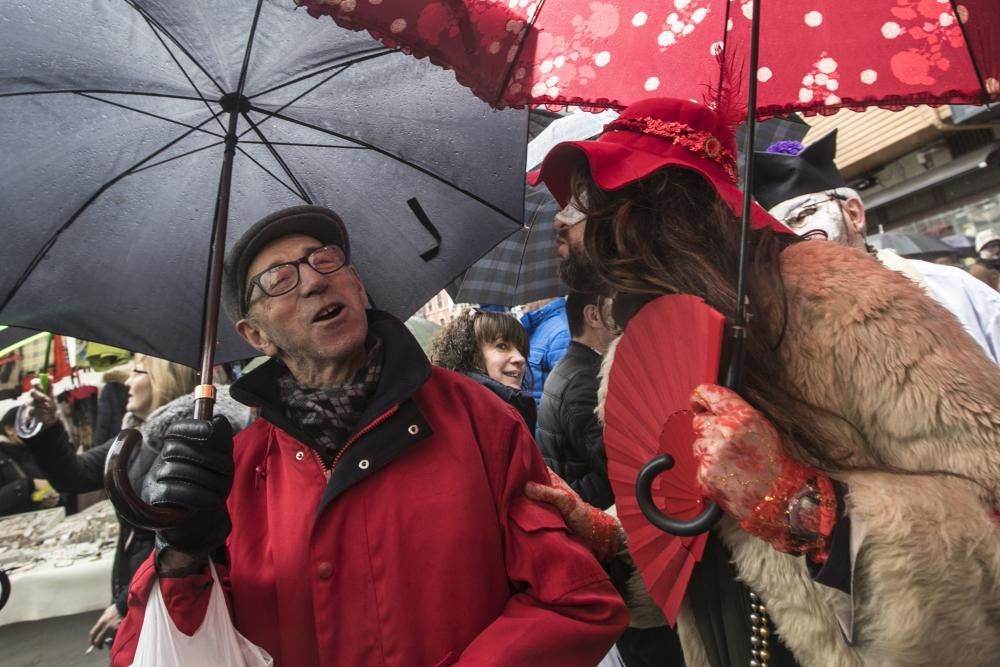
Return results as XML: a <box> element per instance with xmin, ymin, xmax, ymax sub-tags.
<box><xmin>864</xmin><ymin>142</ymin><xmax>1000</xmax><ymax>212</ymax></box>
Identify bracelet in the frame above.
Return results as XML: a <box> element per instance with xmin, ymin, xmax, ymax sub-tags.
<box><xmin>740</xmin><ymin>462</ymin><xmax>837</xmax><ymax>561</ymax></box>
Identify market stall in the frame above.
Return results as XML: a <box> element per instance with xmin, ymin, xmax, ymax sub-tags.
<box><xmin>0</xmin><ymin>501</ymin><xmax>118</xmax><ymax>666</ymax></box>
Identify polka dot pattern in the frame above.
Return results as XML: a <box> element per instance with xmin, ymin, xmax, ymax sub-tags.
<box><xmin>297</xmin><ymin>0</ymin><xmax>996</xmax><ymax>117</ymax></box>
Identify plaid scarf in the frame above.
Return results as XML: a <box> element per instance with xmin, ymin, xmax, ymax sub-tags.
<box><xmin>277</xmin><ymin>336</ymin><xmax>384</xmax><ymax>461</ymax></box>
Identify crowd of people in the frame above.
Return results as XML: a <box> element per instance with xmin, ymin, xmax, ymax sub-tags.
<box><xmin>7</xmin><ymin>95</ymin><xmax>1000</xmax><ymax>667</ymax></box>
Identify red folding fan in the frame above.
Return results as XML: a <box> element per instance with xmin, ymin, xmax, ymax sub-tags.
<box><xmin>604</xmin><ymin>294</ymin><xmax>726</xmax><ymax>625</ymax></box>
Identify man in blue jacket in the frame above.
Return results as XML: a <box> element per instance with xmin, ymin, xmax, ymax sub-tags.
<box><xmin>519</xmin><ymin>297</ymin><xmax>570</xmax><ymax>409</ymax></box>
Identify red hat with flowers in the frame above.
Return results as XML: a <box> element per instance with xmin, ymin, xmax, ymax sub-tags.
<box><xmin>530</xmin><ymin>97</ymin><xmax>791</xmax><ymax>235</ymax></box>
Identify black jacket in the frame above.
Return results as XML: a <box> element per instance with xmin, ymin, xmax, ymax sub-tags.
<box><xmin>463</xmin><ymin>372</ymin><xmax>537</xmax><ymax>433</ymax></box>
<box><xmin>26</xmin><ymin>387</ymin><xmax>248</xmax><ymax>615</ymax></box>
<box><xmin>0</xmin><ymin>439</ymin><xmax>46</xmax><ymax>517</ymax></box>
<box><xmin>536</xmin><ymin>341</ymin><xmax>614</xmax><ymax>509</ymax></box>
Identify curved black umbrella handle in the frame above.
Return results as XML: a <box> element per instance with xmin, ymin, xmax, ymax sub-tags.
<box><xmin>104</xmin><ymin>428</ymin><xmax>193</xmax><ymax>531</ymax></box>
<box><xmin>0</xmin><ymin>567</ymin><xmax>10</xmax><ymax>611</ymax></box>
<box><xmin>635</xmin><ymin>454</ymin><xmax>724</xmax><ymax>537</ymax></box>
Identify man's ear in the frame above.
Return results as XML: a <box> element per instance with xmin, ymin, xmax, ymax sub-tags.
<box><xmin>843</xmin><ymin>196</ymin><xmax>866</xmax><ymax>236</ymax></box>
<box><xmin>583</xmin><ymin>303</ymin><xmax>602</xmax><ymax>329</ymax></box>
<box><xmin>235</xmin><ymin>317</ymin><xmax>279</xmax><ymax>357</ymax></box>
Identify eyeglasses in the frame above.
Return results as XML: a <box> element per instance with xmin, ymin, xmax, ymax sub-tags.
<box><xmin>243</xmin><ymin>244</ymin><xmax>347</xmax><ymax>314</ymax></box>
<box><xmin>779</xmin><ymin>192</ymin><xmax>847</xmax><ymax>228</ymax></box>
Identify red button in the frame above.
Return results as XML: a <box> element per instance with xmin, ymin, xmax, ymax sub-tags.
<box><xmin>317</xmin><ymin>561</ymin><xmax>333</xmax><ymax>579</ymax></box>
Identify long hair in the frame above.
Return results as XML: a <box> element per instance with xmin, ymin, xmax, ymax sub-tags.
<box><xmin>135</xmin><ymin>354</ymin><xmax>199</xmax><ymax>413</ymax></box>
<box><xmin>574</xmin><ymin>165</ymin><xmax>864</xmax><ymax>471</ymax></box>
<box><xmin>430</xmin><ymin>309</ymin><xmax>529</xmax><ymax>376</ymax></box>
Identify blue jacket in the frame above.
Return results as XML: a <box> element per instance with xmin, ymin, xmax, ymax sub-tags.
<box><xmin>520</xmin><ymin>297</ymin><xmax>570</xmax><ymax>407</ymax></box>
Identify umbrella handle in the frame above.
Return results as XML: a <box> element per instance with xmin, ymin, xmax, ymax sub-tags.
<box><xmin>0</xmin><ymin>568</ymin><xmax>10</xmax><ymax>611</ymax></box>
<box><xmin>104</xmin><ymin>428</ymin><xmax>192</xmax><ymax>530</ymax></box>
<box><xmin>635</xmin><ymin>454</ymin><xmax>724</xmax><ymax>537</ymax></box>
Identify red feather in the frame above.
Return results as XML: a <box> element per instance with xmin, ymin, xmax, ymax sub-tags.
<box><xmin>604</xmin><ymin>294</ymin><xmax>726</xmax><ymax>625</ymax></box>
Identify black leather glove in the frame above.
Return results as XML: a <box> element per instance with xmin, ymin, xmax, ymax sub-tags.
<box><xmin>142</xmin><ymin>416</ymin><xmax>234</xmax><ymax>557</ymax></box>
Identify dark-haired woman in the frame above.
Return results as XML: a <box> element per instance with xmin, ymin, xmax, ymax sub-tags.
<box><xmin>529</xmin><ymin>97</ymin><xmax>1000</xmax><ymax>667</ymax></box>
<box><xmin>431</xmin><ymin>309</ymin><xmax>536</xmax><ymax>431</ymax></box>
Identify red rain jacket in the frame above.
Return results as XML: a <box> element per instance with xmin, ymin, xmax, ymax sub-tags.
<box><xmin>112</xmin><ymin>313</ymin><xmax>627</xmax><ymax>667</ymax></box>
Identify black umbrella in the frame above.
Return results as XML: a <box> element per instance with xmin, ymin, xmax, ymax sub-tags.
<box><xmin>1</xmin><ymin>0</ymin><xmax>526</xmax><ymax>528</ymax></box>
<box><xmin>867</xmin><ymin>232</ymin><xmax>957</xmax><ymax>260</ymax></box>
<box><xmin>449</xmin><ymin>112</ymin><xmax>809</xmax><ymax>307</ymax></box>
<box><xmin>0</xmin><ymin>0</ymin><xmax>527</xmax><ymax>371</ymax></box>
<box><xmin>449</xmin><ymin>182</ymin><xmax>563</xmax><ymax>307</ymax></box>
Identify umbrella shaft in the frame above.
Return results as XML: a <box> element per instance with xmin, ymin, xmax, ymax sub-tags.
<box><xmin>196</xmin><ymin>110</ymin><xmax>240</xmax><ymax>419</ymax></box>
<box><xmin>730</xmin><ymin>0</ymin><xmax>764</xmax><ymax>394</ymax></box>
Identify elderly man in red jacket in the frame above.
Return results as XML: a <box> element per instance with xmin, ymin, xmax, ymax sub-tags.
<box><xmin>110</xmin><ymin>206</ymin><xmax>627</xmax><ymax>666</ymax></box>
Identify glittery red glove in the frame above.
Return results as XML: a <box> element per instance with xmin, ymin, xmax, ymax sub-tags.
<box><xmin>524</xmin><ymin>469</ymin><xmax>623</xmax><ymax>563</ymax></box>
<box><xmin>691</xmin><ymin>384</ymin><xmax>837</xmax><ymax>561</ymax></box>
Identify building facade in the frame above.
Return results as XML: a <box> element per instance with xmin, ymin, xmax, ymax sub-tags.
<box><xmin>801</xmin><ymin>104</ymin><xmax>1000</xmax><ymax>243</ymax></box>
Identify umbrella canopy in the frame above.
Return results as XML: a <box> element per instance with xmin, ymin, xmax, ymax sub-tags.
<box><xmin>0</xmin><ymin>0</ymin><xmax>528</xmax><ymax>369</ymax></box>
<box><xmin>451</xmin><ymin>181</ymin><xmax>564</xmax><ymax>306</ymax></box>
<box><xmin>0</xmin><ymin>326</ymin><xmax>46</xmax><ymax>359</ymax></box>
<box><xmin>451</xmin><ymin>110</ymin><xmax>809</xmax><ymax>307</ymax></box>
<box><xmin>299</xmin><ymin>0</ymin><xmax>999</xmax><ymax>115</ymax></box>
<box><xmin>868</xmin><ymin>231</ymin><xmax>957</xmax><ymax>259</ymax></box>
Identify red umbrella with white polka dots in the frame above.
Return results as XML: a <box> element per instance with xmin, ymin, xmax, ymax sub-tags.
<box><xmin>296</xmin><ymin>0</ymin><xmax>998</xmax><ymax>116</ymax></box>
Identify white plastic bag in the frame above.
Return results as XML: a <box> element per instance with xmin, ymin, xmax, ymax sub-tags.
<box><xmin>130</xmin><ymin>563</ymin><xmax>273</xmax><ymax>667</ymax></box>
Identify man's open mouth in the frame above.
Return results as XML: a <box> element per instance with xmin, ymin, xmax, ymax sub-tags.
<box><xmin>313</xmin><ymin>304</ymin><xmax>344</xmax><ymax>323</ymax></box>
<box><xmin>801</xmin><ymin>229</ymin><xmax>829</xmax><ymax>241</ymax></box>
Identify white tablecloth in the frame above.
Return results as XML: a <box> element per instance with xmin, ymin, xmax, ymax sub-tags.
<box><xmin>0</xmin><ymin>552</ymin><xmax>114</xmax><ymax>626</ymax></box>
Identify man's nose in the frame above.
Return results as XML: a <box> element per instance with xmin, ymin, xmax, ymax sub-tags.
<box><xmin>297</xmin><ymin>263</ymin><xmax>329</xmax><ymax>296</ymax></box>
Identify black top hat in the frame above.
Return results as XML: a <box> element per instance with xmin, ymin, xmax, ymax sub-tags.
<box><xmin>752</xmin><ymin>130</ymin><xmax>846</xmax><ymax>211</ymax></box>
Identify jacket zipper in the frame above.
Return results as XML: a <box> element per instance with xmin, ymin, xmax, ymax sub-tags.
<box><xmin>326</xmin><ymin>405</ymin><xmax>400</xmax><ymax>479</ymax></box>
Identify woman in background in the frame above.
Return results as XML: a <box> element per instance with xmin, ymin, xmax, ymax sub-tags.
<box><xmin>24</xmin><ymin>354</ymin><xmax>250</xmax><ymax>653</ymax></box>
<box><xmin>431</xmin><ymin>308</ymin><xmax>536</xmax><ymax>430</ymax></box>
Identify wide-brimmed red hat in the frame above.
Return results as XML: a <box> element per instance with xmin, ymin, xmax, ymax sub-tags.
<box><xmin>530</xmin><ymin>97</ymin><xmax>791</xmax><ymax>235</ymax></box>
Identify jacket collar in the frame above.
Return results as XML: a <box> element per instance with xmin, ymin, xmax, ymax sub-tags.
<box><xmin>231</xmin><ymin>309</ymin><xmax>432</xmax><ymax>448</ymax></box>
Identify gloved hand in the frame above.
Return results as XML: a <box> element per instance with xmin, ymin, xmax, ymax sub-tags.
<box><xmin>691</xmin><ymin>383</ymin><xmax>836</xmax><ymax>560</ymax></box>
<box><xmin>142</xmin><ymin>416</ymin><xmax>234</xmax><ymax>557</ymax></box>
<box><xmin>524</xmin><ymin>468</ymin><xmax>624</xmax><ymax>563</ymax></box>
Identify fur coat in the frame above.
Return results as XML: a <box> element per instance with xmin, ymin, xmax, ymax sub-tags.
<box><xmin>599</xmin><ymin>240</ymin><xmax>1000</xmax><ymax>667</ymax></box>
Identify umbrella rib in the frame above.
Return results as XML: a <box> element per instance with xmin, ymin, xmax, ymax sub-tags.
<box><xmin>236</xmin><ymin>50</ymin><xmax>395</xmax><ymax>140</ymax></box>
<box><xmin>240</xmin><ymin>140</ymin><xmax>367</xmax><ymax>149</ymax></box>
<box><xmin>240</xmin><ymin>110</ymin><xmax>312</xmax><ymax>203</ymax></box>
<box><xmin>130</xmin><ymin>140</ymin><xmax>227</xmax><ymax>174</ymax></box>
<box><xmin>122</xmin><ymin>0</ymin><xmax>225</xmax><ymax>96</ymax></box>
<box><xmin>255</xmin><ymin>108</ymin><xmax>522</xmax><ymax>225</ymax></box>
<box><xmin>128</xmin><ymin>2</ymin><xmax>227</xmax><ymax>135</ymax></box>
<box><xmin>235</xmin><ymin>145</ymin><xmax>311</xmax><ymax>203</ymax></box>
<box><xmin>75</xmin><ymin>92</ymin><xmax>225</xmax><ymax>138</ymax></box>
<box><xmin>235</xmin><ymin>0</ymin><xmax>265</xmax><ymax>98</ymax></box>
<box><xmin>247</xmin><ymin>47</ymin><xmax>394</xmax><ymax>100</ymax></box>
<box><xmin>947</xmin><ymin>0</ymin><xmax>991</xmax><ymax>105</ymax></box>
<box><xmin>0</xmin><ymin>89</ymin><xmax>210</xmax><ymax>102</ymax></box>
<box><xmin>513</xmin><ymin>206</ymin><xmax>546</xmax><ymax>299</ymax></box>
<box><xmin>0</xmin><ymin>116</ymin><xmax>220</xmax><ymax>313</ymax></box>
<box><xmin>491</xmin><ymin>0</ymin><xmax>548</xmax><ymax>108</ymax></box>
<box><xmin>238</xmin><ymin>67</ymin><xmax>349</xmax><ymax>139</ymax></box>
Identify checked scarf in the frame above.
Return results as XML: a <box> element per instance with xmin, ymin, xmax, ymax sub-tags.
<box><xmin>277</xmin><ymin>336</ymin><xmax>384</xmax><ymax>462</ymax></box>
